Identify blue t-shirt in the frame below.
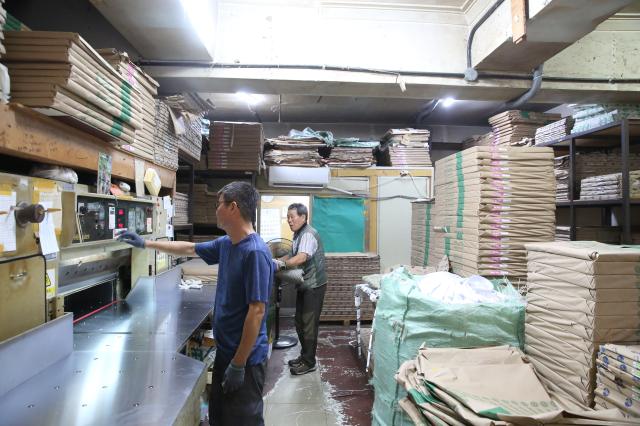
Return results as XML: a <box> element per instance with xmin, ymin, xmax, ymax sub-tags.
<box><xmin>195</xmin><ymin>233</ymin><xmax>273</xmax><ymax>365</ymax></box>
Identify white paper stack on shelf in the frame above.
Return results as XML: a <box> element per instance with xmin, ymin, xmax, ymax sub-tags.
<box><xmin>378</xmin><ymin>128</ymin><xmax>432</xmax><ymax>167</ymax></box>
<box><xmin>580</xmin><ymin>171</ymin><xmax>640</xmax><ymax>200</ymax></box>
<box><xmin>524</xmin><ymin>241</ymin><xmax>640</xmax><ymax>409</ymax></box>
<box><xmin>595</xmin><ymin>344</ymin><xmax>640</xmax><ymax>418</ymax></box>
<box><xmin>4</xmin><ymin>31</ymin><xmax>144</xmax><ymax>146</ymax></box>
<box><xmin>555</xmin><ymin>155</ymin><xmax>570</xmax><ymax>202</ymax></box>
<box><xmin>396</xmin><ymin>345</ymin><xmax>637</xmax><ymax>425</ymax></box>
<box><xmin>535</xmin><ymin>117</ymin><xmax>575</xmax><ymax>145</ymax></box>
<box><xmin>428</xmin><ymin>147</ymin><xmax>556</xmax><ymax>284</ymax></box>
<box><xmin>322</xmin><ymin>253</ymin><xmax>380</xmax><ymax>321</ymax></box>
<box><xmin>263</xmin><ymin>136</ymin><xmax>324</xmax><ymax>167</ymax></box>
<box><xmin>97</xmin><ymin>48</ymin><xmax>159</xmax><ymax>161</ymax></box>
<box><xmin>173</xmin><ymin>192</ymin><xmax>189</xmax><ymax>225</ymax></box>
<box><xmin>571</xmin><ymin>104</ymin><xmax>640</xmax><ymax>134</ymax></box>
<box><xmin>154</xmin><ymin>100</ymin><xmax>179</xmax><ymax>170</ymax></box>
<box><xmin>411</xmin><ymin>199</ymin><xmax>434</xmax><ymax>267</ymax></box>
<box><xmin>326</xmin><ymin>147</ymin><xmax>374</xmax><ymax>168</ymax></box>
<box><xmin>489</xmin><ymin>110</ymin><xmax>561</xmax><ymax>146</ymax></box>
<box><xmin>209</xmin><ymin>122</ymin><xmax>264</xmax><ymax>171</ymax></box>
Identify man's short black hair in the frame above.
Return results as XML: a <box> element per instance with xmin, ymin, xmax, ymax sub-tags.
<box><xmin>218</xmin><ymin>181</ymin><xmax>259</xmax><ymax>223</ymax></box>
<box><xmin>288</xmin><ymin>203</ymin><xmax>308</xmax><ymax>221</ymax></box>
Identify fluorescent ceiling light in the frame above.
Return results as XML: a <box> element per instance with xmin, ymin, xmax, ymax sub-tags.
<box><xmin>442</xmin><ymin>97</ymin><xmax>456</xmax><ymax>107</ymax></box>
<box><xmin>180</xmin><ymin>0</ymin><xmax>215</xmax><ymax>45</ymax></box>
<box><xmin>236</xmin><ymin>92</ymin><xmax>264</xmax><ymax>106</ymax></box>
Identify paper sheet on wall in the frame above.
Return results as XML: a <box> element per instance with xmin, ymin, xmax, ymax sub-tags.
<box><xmin>166</xmin><ymin>223</ymin><xmax>174</xmax><ymax>239</ymax></box>
<box><xmin>37</xmin><ymin>189</ymin><xmax>62</xmax><ymax>231</ymax></box>
<box><xmin>0</xmin><ymin>191</ymin><xmax>17</xmax><ymax>252</ymax></box>
<box><xmin>134</xmin><ymin>159</ymin><xmax>145</xmax><ymax>197</ymax></box>
<box><xmin>39</xmin><ymin>201</ymin><xmax>59</xmax><ymax>255</ymax></box>
<box><xmin>163</xmin><ymin>196</ymin><xmax>172</xmax><ymax>211</ymax></box>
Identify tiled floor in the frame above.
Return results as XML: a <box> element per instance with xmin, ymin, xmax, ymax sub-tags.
<box><xmin>263</xmin><ymin>322</ymin><xmax>374</xmax><ymax>426</ymax></box>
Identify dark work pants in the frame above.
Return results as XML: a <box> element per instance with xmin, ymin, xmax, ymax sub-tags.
<box><xmin>210</xmin><ymin>352</ymin><xmax>266</xmax><ymax>426</ymax></box>
<box><xmin>294</xmin><ymin>284</ymin><xmax>327</xmax><ymax>366</ymax></box>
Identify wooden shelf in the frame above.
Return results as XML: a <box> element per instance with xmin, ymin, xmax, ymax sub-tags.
<box><xmin>0</xmin><ymin>103</ymin><xmax>176</xmax><ymax>189</ymax></box>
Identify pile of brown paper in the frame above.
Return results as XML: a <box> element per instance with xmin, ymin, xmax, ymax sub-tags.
<box><xmin>154</xmin><ymin>100</ymin><xmax>180</xmax><ymax>170</ymax></box>
<box><xmin>427</xmin><ymin>147</ymin><xmax>556</xmax><ymax>284</ymax></box>
<box><xmin>411</xmin><ymin>199</ymin><xmax>434</xmax><ymax>267</ymax></box>
<box><xmin>579</xmin><ymin>171</ymin><xmax>640</xmax><ymax>200</ymax></box>
<box><xmin>535</xmin><ymin>117</ymin><xmax>574</xmax><ymax>146</ymax></box>
<box><xmin>377</xmin><ymin>128</ymin><xmax>432</xmax><ymax>167</ymax></box>
<box><xmin>595</xmin><ymin>344</ymin><xmax>640</xmax><ymax>418</ymax></box>
<box><xmin>489</xmin><ymin>110</ymin><xmax>560</xmax><ymax>146</ymax></box>
<box><xmin>173</xmin><ymin>192</ymin><xmax>189</xmax><ymax>225</ymax></box>
<box><xmin>209</xmin><ymin>122</ymin><xmax>264</xmax><ymax>171</ymax></box>
<box><xmin>525</xmin><ymin>241</ymin><xmax>640</xmax><ymax>409</ymax></box>
<box><xmin>396</xmin><ymin>345</ymin><xmax>637</xmax><ymax>425</ymax></box>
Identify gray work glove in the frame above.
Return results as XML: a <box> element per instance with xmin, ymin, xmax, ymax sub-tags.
<box><xmin>222</xmin><ymin>362</ymin><xmax>245</xmax><ymax>394</ymax></box>
<box><xmin>117</xmin><ymin>231</ymin><xmax>145</xmax><ymax>248</ymax></box>
<box><xmin>274</xmin><ymin>259</ymin><xmax>286</xmax><ymax>271</ymax></box>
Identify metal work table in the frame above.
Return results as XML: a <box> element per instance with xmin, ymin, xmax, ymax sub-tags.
<box><xmin>0</xmin><ymin>266</ymin><xmax>216</xmax><ymax>426</ymax></box>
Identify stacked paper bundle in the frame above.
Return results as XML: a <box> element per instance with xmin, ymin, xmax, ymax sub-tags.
<box><xmin>97</xmin><ymin>48</ymin><xmax>159</xmax><ymax>161</ymax></box>
<box><xmin>4</xmin><ymin>31</ymin><xmax>144</xmax><ymax>146</ymax></box>
<box><xmin>209</xmin><ymin>122</ymin><xmax>263</xmax><ymax>171</ymax></box>
<box><xmin>177</xmin><ymin>112</ymin><xmax>204</xmax><ymax>162</ymax></box>
<box><xmin>525</xmin><ymin>241</ymin><xmax>640</xmax><ymax>409</ymax></box>
<box><xmin>580</xmin><ymin>171</ymin><xmax>640</xmax><ymax>200</ymax></box>
<box><xmin>488</xmin><ymin>110</ymin><xmax>561</xmax><ymax>146</ymax></box>
<box><xmin>377</xmin><ymin>128</ymin><xmax>432</xmax><ymax>167</ymax></box>
<box><xmin>154</xmin><ymin>100</ymin><xmax>179</xmax><ymax>170</ymax></box>
<box><xmin>410</xmin><ymin>199</ymin><xmax>434</xmax><ymax>267</ymax></box>
<box><xmin>572</xmin><ymin>104</ymin><xmax>640</xmax><ymax>134</ymax></box>
<box><xmin>382</xmin><ymin>128</ymin><xmax>430</xmax><ymax>144</ymax></box>
<box><xmin>396</xmin><ymin>345</ymin><xmax>636</xmax><ymax>425</ymax></box>
<box><xmin>461</xmin><ymin>131</ymin><xmax>494</xmax><ymax>150</ymax></box>
<box><xmin>427</xmin><ymin>146</ymin><xmax>556</xmax><ymax>283</ymax></box>
<box><xmin>189</xmin><ymin>184</ymin><xmax>217</xmax><ymax>225</ymax></box>
<box><xmin>556</xmin><ymin>226</ymin><xmax>622</xmax><ymax>244</ymax></box>
<box><xmin>535</xmin><ymin>117</ymin><xmax>575</xmax><ymax>145</ymax></box>
<box><xmin>173</xmin><ymin>192</ymin><xmax>189</xmax><ymax>225</ymax></box>
<box><xmin>554</xmin><ymin>155</ymin><xmax>570</xmax><ymax>202</ymax></box>
<box><xmin>321</xmin><ymin>253</ymin><xmax>380</xmax><ymax>321</ymax></box>
<box><xmin>263</xmin><ymin>135</ymin><xmax>324</xmax><ymax>167</ymax></box>
<box><xmin>596</xmin><ymin>344</ymin><xmax>640</xmax><ymax>418</ymax></box>
<box><xmin>326</xmin><ymin>147</ymin><xmax>374</xmax><ymax>168</ymax></box>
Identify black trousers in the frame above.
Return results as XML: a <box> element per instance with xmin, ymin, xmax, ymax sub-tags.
<box><xmin>210</xmin><ymin>352</ymin><xmax>266</xmax><ymax>426</ymax></box>
<box><xmin>294</xmin><ymin>284</ymin><xmax>327</xmax><ymax>366</ymax></box>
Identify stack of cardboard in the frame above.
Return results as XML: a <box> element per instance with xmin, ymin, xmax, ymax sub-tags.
<box><xmin>173</xmin><ymin>192</ymin><xmax>189</xmax><ymax>225</ymax></box>
<box><xmin>188</xmin><ymin>184</ymin><xmax>217</xmax><ymax>225</ymax></box>
<box><xmin>556</xmin><ymin>226</ymin><xmax>622</xmax><ymax>244</ymax></box>
<box><xmin>263</xmin><ymin>136</ymin><xmax>324</xmax><ymax>167</ymax></box>
<box><xmin>326</xmin><ymin>147</ymin><xmax>375</xmax><ymax>168</ymax></box>
<box><xmin>97</xmin><ymin>48</ymin><xmax>159</xmax><ymax>161</ymax></box>
<box><xmin>209</xmin><ymin>122</ymin><xmax>263</xmax><ymax>171</ymax></box>
<box><xmin>489</xmin><ymin>110</ymin><xmax>561</xmax><ymax>146</ymax></box>
<box><xmin>580</xmin><ymin>171</ymin><xmax>640</xmax><ymax>200</ymax></box>
<box><xmin>177</xmin><ymin>112</ymin><xmax>204</xmax><ymax>162</ymax></box>
<box><xmin>595</xmin><ymin>344</ymin><xmax>640</xmax><ymax>418</ymax></box>
<box><xmin>322</xmin><ymin>253</ymin><xmax>380</xmax><ymax>321</ymax></box>
<box><xmin>461</xmin><ymin>131</ymin><xmax>494</xmax><ymax>150</ymax></box>
<box><xmin>427</xmin><ymin>147</ymin><xmax>556</xmax><ymax>283</ymax></box>
<box><xmin>4</xmin><ymin>31</ymin><xmax>143</xmax><ymax>146</ymax></box>
<box><xmin>525</xmin><ymin>241</ymin><xmax>640</xmax><ymax>408</ymax></box>
<box><xmin>555</xmin><ymin>155</ymin><xmax>570</xmax><ymax>202</ymax></box>
<box><xmin>410</xmin><ymin>199</ymin><xmax>434</xmax><ymax>267</ymax></box>
<box><xmin>377</xmin><ymin>128</ymin><xmax>432</xmax><ymax>167</ymax></box>
<box><xmin>396</xmin><ymin>345</ymin><xmax>636</xmax><ymax>425</ymax></box>
<box><xmin>154</xmin><ymin>100</ymin><xmax>179</xmax><ymax>170</ymax></box>
<box><xmin>535</xmin><ymin>117</ymin><xmax>575</xmax><ymax>145</ymax></box>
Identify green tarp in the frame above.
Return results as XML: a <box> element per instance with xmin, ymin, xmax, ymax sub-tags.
<box><xmin>311</xmin><ymin>196</ymin><xmax>365</xmax><ymax>252</ymax></box>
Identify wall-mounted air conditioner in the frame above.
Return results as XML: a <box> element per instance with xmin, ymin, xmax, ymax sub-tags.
<box><xmin>268</xmin><ymin>166</ymin><xmax>330</xmax><ymax>188</ymax></box>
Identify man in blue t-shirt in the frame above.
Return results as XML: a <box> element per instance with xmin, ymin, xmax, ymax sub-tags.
<box><xmin>118</xmin><ymin>181</ymin><xmax>273</xmax><ymax>426</ymax></box>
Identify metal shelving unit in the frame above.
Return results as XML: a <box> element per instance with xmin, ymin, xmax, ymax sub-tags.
<box><xmin>539</xmin><ymin>119</ymin><xmax>640</xmax><ymax>244</ymax></box>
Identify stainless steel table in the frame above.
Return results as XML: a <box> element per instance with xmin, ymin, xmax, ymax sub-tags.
<box><xmin>0</xmin><ymin>266</ymin><xmax>216</xmax><ymax>426</ymax></box>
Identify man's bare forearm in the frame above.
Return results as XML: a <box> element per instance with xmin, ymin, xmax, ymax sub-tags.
<box><xmin>232</xmin><ymin>302</ymin><xmax>265</xmax><ymax>366</ymax></box>
<box><xmin>144</xmin><ymin>240</ymin><xmax>196</xmax><ymax>257</ymax></box>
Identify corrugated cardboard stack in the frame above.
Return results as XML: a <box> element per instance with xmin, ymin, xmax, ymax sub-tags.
<box><xmin>410</xmin><ymin>199</ymin><xmax>434</xmax><ymax>267</ymax></box>
<box><xmin>4</xmin><ymin>31</ymin><xmax>144</xmax><ymax>146</ymax></box>
<box><xmin>377</xmin><ymin>128</ymin><xmax>431</xmax><ymax>167</ymax></box>
<box><xmin>489</xmin><ymin>110</ymin><xmax>561</xmax><ymax>146</ymax></box>
<box><xmin>524</xmin><ymin>241</ymin><xmax>640</xmax><ymax>409</ymax></box>
<box><xmin>209</xmin><ymin>122</ymin><xmax>264</xmax><ymax>171</ymax></box>
<box><xmin>535</xmin><ymin>117</ymin><xmax>574</xmax><ymax>145</ymax></box>
<box><xmin>263</xmin><ymin>136</ymin><xmax>324</xmax><ymax>167</ymax></box>
<box><xmin>461</xmin><ymin>131</ymin><xmax>494</xmax><ymax>150</ymax></box>
<box><xmin>173</xmin><ymin>192</ymin><xmax>189</xmax><ymax>225</ymax></box>
<box><xmin>177</xmin><ymin>112</ymin><xmax>204</xmax><ymax>162</ymax></box>
<box><xmin>153</xmin><ymin>100</ymin><xmax>179</xmax><ymax>170</ymax></box>
<box><xmin>322</xmin><ymin>253</ymin><xmax>380</xmax><ymax>321</ymax></box>
<box><xmin>188</xmin><ymin>184</ymin><xmax>217</xmax><ymax>225</ymax></box>
<box><xmin>580</xmin><ymin>171</ymin><xmax>640</xmax><ymax>200</ymax></box>
<box><xmin>428</xmin><ymin>147</ymin><xmax>556</xmax><ymax>283</ymax></box>
<box><xmin>326</xmin><ymin>147</ymin><xmax>375</xmax><ymax>168</ymax></box>
<box><xmin>595</xmin><ymin>344</ymin><xmax>640</xmax><ymax>418</ymax></box>
<box><xmin>97</xmin><ymin>48</ymin><xmax>159</xmax><ymax>161</ymax></box>
<box><xmin>554</xmin><ymin>155</ymin><xmax>570</xmax><ymax>202</ymax></box>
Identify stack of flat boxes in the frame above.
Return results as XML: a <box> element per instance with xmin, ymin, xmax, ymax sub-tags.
<box><xmin>209</xmin><ymin>122</ymin><xmax>263</xmax><ymax>171</ymax></box>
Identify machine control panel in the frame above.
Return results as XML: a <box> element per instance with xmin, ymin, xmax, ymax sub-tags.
<box><xmin>74</xmin><ymin>195</ymin><xmax>153</xmax><ymax>244</ymax></box>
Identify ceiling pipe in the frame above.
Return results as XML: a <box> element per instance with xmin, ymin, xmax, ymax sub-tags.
<box><xmin>464</xmin><ymin>0</ymin><xmax>506</xmax><ymax>82</ymax></box>
<box><xmin>491</xmin><ymin>63</ymin><xmax>544</xmax><ymax>115</ymax></box>
<box><xmin>414</xmin><ymin>99</ymin><xmax>440</xmax><ymax>126</ymax></box>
